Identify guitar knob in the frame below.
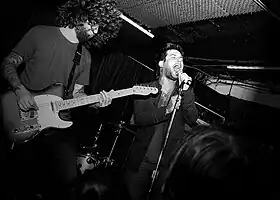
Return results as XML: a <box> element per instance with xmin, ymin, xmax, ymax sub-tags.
<box><xmin>87</xmin><ymin>157</ymin><xmax>94</xmax><ymax>164</ymax></box>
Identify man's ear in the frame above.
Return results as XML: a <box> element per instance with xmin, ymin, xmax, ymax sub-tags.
<box><xmin>158</xmin><ymin>60</ymin><xmax>163</xmax><ymax>68</ymax></box>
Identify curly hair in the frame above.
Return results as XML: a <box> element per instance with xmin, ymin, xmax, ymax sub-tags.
<box><xmin>55</xmin><ymin>0</ymin><xmax>122</xmax><ymax>48</ymax></box>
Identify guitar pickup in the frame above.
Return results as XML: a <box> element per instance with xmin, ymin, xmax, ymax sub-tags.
<box><xmin>19</xmin><ymin>110</ymin><xmax>38</xmax><ymax>121</ymax></box>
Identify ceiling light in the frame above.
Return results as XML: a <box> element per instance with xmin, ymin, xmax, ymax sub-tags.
<box><xmin>120</xmin><ymin>13</ymin><xmax>155</xmax><ymax>38</ymax></box>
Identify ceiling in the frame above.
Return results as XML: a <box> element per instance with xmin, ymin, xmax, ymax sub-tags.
<box><xmin>112</xmin><ymin>0</ymin><xmax>280</xmax><ymax>83</ymax></box>
<box><xmin>116</xmin><ymin>0</ymin><xmax>263</xmax><ymax>28</ymax></box>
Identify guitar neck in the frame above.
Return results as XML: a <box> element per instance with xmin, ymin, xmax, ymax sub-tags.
<box><xmin>55</xmin><ymin>88</ymin><xmax>133</xmax><ymax>111</ymax></box>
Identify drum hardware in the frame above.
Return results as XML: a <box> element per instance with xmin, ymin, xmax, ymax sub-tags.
<box><xmin>77</xmin><ymin>123</ymin><xmax>104</xmax><ymax>174</ymax></box>
<box><xmin>77</xmin><ymin>120</ymin><xmax>137</xmax><ymax>173</ymax></box>
<box><xmin>77</xmin><ymin>153</ymin><xmax>101</xmax><ymax>174</ymax></box>
<box><xmin>105</xmin><ymin>121</ymin><xmax>125</xmax><ymax>167</ymax></box>
<box><xmin>107</xmin><ymin>121</ymin><xmax>137</xmax><ymax>169</ymax></box>
<box><xmin>88</xmin><ymin>123</ymin><xmax>103</xmax><ymax>153</ymax></box>
<box><xmin>79</xmin><ymin>123</ymin><xmax>103</xmax><ymax>154</ymax></box>
<box><xmin>107</xmin><ymin>121</ymin><xmax>137</xmax><ymax>135</ymax></box>
<box><xmin>77</xmin><ymin>122</ymin><xmax>119</xmax><ymax>173</ymax></box>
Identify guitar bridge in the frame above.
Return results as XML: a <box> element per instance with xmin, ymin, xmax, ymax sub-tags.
<box><xmin>12</xmin><ymin>124</ymin><xmax>41</xmax><ymax>135</ymax></box>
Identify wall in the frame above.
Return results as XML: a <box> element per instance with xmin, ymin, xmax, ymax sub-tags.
<box><xmin>207</xmin><ymin>79</ymin><xmax>280</xmax><ymax>109</ymax></box>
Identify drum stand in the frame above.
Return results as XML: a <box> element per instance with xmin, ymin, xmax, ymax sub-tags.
<box><xmin>77</xmin><ymin>123</ymin><xmax>104</xmax><ymax>174</ymax></box>
<box><xmin>87</xmin><ymin>121</ymin><xmax>124</xmax><ymax>168</ymax></box>
<box><xmin>104</xmin><ymin>121</ymin><xmax>124</xmax><ymax>167</ymax></box>
<box><xmin>85</xmin><ymin>122</ymin><xmax>117</xmax><ymax>168</ymax></box>
<box><xmin>77</xmin><ymin>120</ymin><xmax>136</xmax><ymax>173</ymax></box>
<box><xmin>80</xmin><ymin>123</ymin><xmax>103</xmax><ymax>153</ymax></box>
<box><xmin>105</xmin><ymin>120</ymin><xmax>137</xmax><ymax>168</ymax></box>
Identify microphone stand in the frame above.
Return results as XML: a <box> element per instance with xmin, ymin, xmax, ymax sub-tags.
<box><xmin>146</xmin><ymin>81</ymin><xmax>186</xmax><ymax>200</ymax></box>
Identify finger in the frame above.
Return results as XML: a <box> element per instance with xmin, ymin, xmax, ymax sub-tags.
<box><xmin>31</xmin><ymin>98</ymin><xmax>39</xmax><ymax>110</ymax></box>
<box><xmin>176</xmin><ymin>98</ymin><xmax>181</xmax><ymax>109</ymax></box>
<box><xmin>103</xmin><ymin>91</ymin><xmax>109</xmax><ymax>105</ymax></box>
<box><xmin>21</xmin><ymin>99</ymin><xmax>31</xmax><ymax>111</ymax></box>
<box><xmin>99</xmin><ymin>91</ymin><xmax>105</xmax><ymax>103</ymax></box>
<box><xmin>105</xmin><ymin>91</ymin><xmax>112</xmax><ymax>105</ymax></box>
<box><xmin>91</xmin><ymin>102</ymin><xmax>100</xmax><ymax>108</ymax></box>
<box><xmin>19</xmin><ymin>101</ymin><xmax>28</xmax><ymax>111</ymax></box>
<box><xmin>100</xmin><ymin>91</ymin><xmax>107</xmax><ymax>106</ymax></box>
<box><xmin>26</xmin><ymin>98</ymin><xmax>36</xmax><ymax>110</ymax></box>
<box><xmin>102</xmin><ymin>91</ymin><xmax>109</xmax><ymax>105</ymax></box>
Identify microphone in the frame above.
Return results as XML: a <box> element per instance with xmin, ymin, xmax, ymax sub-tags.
<box><xmin>178</xmin><ymin>72</ymin><xmax>192</xmax><ymax>89</ymax></box>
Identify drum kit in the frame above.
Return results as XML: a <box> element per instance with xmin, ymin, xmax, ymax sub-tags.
<box><xmin>76</xmin><ymin>120</ymin><xmax>136</xmax><ymax>174</ymax></box>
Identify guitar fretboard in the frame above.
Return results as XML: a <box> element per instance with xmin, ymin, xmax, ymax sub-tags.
<box><xmin>54</xmin><ymin>88</ymin><xmax>133</xmax><ymax>111</ymax></box>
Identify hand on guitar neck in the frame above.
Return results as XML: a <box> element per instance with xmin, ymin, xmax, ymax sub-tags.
<box><xmin>14</xmin><ymin>85</ymin><xmax>39</xmax><ymax>111</ymax></box>
<box><xmin>90</xmin><ymin>89</ymin><xmax>113</xmax><ymax>109</ymax></box>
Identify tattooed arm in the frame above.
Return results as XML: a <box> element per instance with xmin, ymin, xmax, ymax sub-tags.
<box><xmin>1</xmin><ymin>52</ymin><xmax>24</xmax><ymax>91</ymax></box>
<box><xmin>1</xmin><ymin>52</ymin><xmax>38</xmax><ymax>111</ymax></box>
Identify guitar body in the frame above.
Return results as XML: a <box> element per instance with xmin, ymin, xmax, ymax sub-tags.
<box><xmin>1</xmin><ymin>83</ymin><xmax>73</xmax><ymax>143</ymax></box>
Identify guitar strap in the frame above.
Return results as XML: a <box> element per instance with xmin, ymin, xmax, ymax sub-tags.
<box><xmin>65</xmin><ymin>43</ymin><xmax>83</xmax><ymax>98</ymax></box>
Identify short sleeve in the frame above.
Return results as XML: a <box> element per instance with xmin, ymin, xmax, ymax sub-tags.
<box><xmin>12</xmin><ymin>26</ymin><xmax>38</xmax><ymax>62</ymax></box>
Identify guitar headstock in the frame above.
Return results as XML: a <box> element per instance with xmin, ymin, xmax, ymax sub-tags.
<box><xmin>132</xmin><ymin>85</ymin><xmax>158</xmax><ymax>96</ymax></box>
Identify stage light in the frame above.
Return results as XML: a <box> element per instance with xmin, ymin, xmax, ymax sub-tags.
<box><xmin>227</xmin><ymin>65</ymin><xmax>280</xmax><ymax>70</ymax></box>
<box><xmin>227</xmin><ymin>65</ymin><xmax>265</xmax><ymax>70</ymax></box>
<box><xmin>120</xmin><ymin>13</ymin><xmax>155</xmax><ymax>38</ymax></box>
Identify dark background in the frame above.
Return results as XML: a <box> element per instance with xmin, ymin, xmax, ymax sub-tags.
<box><xmin>1</xmin><ymin>0</ymin><xmax>280</xmax><ymax>199</ymax></box>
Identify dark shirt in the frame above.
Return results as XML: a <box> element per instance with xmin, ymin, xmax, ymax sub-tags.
<box><xmin>126</xmin><ymin>80</ymin><xmax>198</xmax><ymax>171</ymax></box>
<box><xmin>12</xmin><ymin>25</ymin><xmax>91</xmax><ymax>91</ymax></box>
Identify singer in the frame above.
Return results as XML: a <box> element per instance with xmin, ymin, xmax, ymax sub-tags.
<box><xmin>124</xmin><ymin>43</ymin><xmax>198</xmax><ymax>200</ymax></box>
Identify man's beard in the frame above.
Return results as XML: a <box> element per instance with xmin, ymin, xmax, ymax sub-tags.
<box><xmin>75</xmin><ymin>26</ymin><xmax>92</xmax><ymax>44</ymax></box>
<box><xmin>165</xmin><ymin>68</ymin><xmax>177</xmax><ymax>81</ymax></box>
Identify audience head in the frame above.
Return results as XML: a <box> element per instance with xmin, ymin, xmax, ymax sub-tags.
<box><xmin>162</xmin><ymin>125</ymin><xmax>252</xmax><ymax>200</ymax></box>
<box><xmin>79</xmin><ymin>167</ymin><xmax>129</xmax><ymax>200</ymax></box>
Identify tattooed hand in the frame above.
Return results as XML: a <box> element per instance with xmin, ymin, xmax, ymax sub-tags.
<box><xmin>15</xmin><ymin>85</ymin><xmax>38</xmax><ymax>111</ymax></box>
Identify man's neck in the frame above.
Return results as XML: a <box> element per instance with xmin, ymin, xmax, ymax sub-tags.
<box><xmin>59</xmin><ymin>27</ymin><xmax>79</xmax><ymax>43</ymax></box>
<box><xmin>160</xmin><ymin>76</ymin><xmax>176</xmax><ymax>93</ymax></box>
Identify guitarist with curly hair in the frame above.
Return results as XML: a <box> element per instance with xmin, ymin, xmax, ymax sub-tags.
<box><xmin>0</xmin><ymin>0</ymin><xmax>122</xmax><ymax>199</ymax></box>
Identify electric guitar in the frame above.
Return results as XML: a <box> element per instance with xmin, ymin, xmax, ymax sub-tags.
<box><xmin>1</xmin><ymin>83</ymin><xmax>158</xmax><ymax>143</ymax></box>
